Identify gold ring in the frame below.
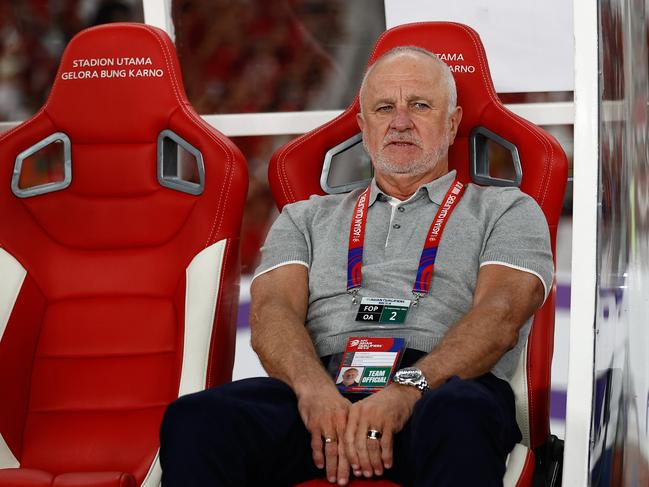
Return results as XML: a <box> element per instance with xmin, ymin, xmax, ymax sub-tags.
<box><xmin>324</xmin><ymin>436</ymin><xmax>337</xmax><ymax>444</ymax></box>
<box><xmin>367</xmin><ymin>429</ymin><xmax>382</xmax><ymax>440</ymax></box>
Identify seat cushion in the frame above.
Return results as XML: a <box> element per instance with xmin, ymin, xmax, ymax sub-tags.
<box><xmin>0</xmin><ymin>468</ymin><xmax>136</xmax><ymax>487</ymax></box>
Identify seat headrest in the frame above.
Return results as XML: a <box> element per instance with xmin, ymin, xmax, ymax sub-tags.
<box><xmin>365</xmin><ymin>22</ymin><xmax>496</xmax><ymax>135</ymax></box>
<box><xmin>44</xmin><ymin>22</ymin><xmax>188</xmax><ymax>143</ymax></box>
<box><xmin>0</xmin><ymin>22</ymin><xmax>249</xmax><ymax>250</ymax></box>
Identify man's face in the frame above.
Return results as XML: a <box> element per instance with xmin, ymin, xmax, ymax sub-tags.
<box><xmin>357</xmin><ymin>53</ymin><xmax>462</xmax><ymax>178</ymax></box>
<box><xmin>343</xmin><ymin>368</ymin><xmax>359</xmax><ymax>383</ymax></box>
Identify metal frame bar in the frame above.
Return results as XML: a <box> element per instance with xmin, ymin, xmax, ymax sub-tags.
<box><xmin>0</xmin><ymin>103</ymin><xmax>574</xmax><ymax>138</ymax></box>
<box><xmin>204</xmin><ymin>103</ymin><xmax>574</xmax><ymax>137</ymax></box>
<box><xmin>562</xmin><ymin>0</ymin><xmax>598</xmax><ymax>485</ymax></box>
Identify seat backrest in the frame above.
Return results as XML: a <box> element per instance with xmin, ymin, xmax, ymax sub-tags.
<box><xmin>269</xmin><ymin>22</ymin><xmax>567</xmax><ymax>450</ymax></box>
<box><xmin>0</xmin><ymin>23</ymin><xmax>248</xmax><ymax>484</ymax></box>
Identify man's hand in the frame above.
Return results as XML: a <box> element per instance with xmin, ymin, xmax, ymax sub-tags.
<box><xmin>252</xmin><ymin>264</ymin><xmax>352</xmax><ymax>483</ymax></box>
<box><xmin>297</xmin><ymin>383</ymin><xmax>352</xmax><ymax>485</ymax></box>
<box><xmin>344</xmin><ymin>384</ymin><xmax>420</xmax><ymax>478</ymax></box>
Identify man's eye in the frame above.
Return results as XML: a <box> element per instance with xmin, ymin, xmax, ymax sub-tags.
<box><xmin>412</xmin><ymin>102</ymin><xmax>430</xmax><ymax>110</ymax></box>
<box><xmin>376</xmin><ymin>105</ymin><xmax>393</xmax><ymax>113</ymax></box>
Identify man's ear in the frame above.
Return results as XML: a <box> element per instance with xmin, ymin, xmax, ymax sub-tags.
<box><xmin>356</xmin><ymin>112</ymin><xmax>365</xmax><ymax>131</ymax></box>
<box><xmin>447</xmin><ymin>106</ymin><xmax>463</xmax><ymax>145</ymax></box>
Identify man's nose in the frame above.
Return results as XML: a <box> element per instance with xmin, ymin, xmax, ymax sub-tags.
<box><xmin>390</xmin><ymin>106</ymin><xmax>414</xmax><ymax>131</ymax></box>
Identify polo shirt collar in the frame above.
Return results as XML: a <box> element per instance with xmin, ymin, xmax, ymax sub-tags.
<box><xmin>367</xmin><ymin>169</ymin><xmax>458</xmax><ymax>206</ymax></box>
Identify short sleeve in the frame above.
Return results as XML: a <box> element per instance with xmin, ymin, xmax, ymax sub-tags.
<box><xmin>480</xmin><ymin>191</ymin><xmax>554</xmax><ymax>300</ymax></box>
<box><xmin>252</xmin><ymin>203</ymin><xmax>311</xmax><ymax>281</ymax></box>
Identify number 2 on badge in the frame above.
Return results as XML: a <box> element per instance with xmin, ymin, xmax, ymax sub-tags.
<box><xmin>355</xmin><ymin>298</ymin><xmax>410</xmax><ymax>324</ymax></box>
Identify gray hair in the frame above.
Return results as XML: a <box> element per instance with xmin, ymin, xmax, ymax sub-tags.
<box><xmin>359</xmin><ymin>45</ymin><xmax>457</xmax><ymax>118</ymax></box>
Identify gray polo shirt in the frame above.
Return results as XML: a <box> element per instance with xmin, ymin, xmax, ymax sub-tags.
<box><xmin>253</xmin><ymin>170</ymin><xmax>553</xmax><ymax>380</ymax></box>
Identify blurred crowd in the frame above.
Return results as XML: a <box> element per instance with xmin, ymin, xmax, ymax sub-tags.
<box><xmin>0</xmin><ymin>0</ymin><xmax>139</xmax><ymax>121</ymax></box>
<box><xmin>173</xmin><ymin>0</ymin><xmax>343</xmax><ymax>114</ymax></box>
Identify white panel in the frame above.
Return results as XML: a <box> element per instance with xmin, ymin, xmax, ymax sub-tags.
<box><xmin>562</xmin><ymin>0</ymin><xmax>598</xmax><ymax>485</ymax></box>
<box><xmin>233</xmin><ymin>277</ymin><xmax>266</xmax><ymax>382</ymax></box>
<box><xmin>233</xmin><ymin>328</ymin><xmax>266</xmax><ymax>382</ymax></box>
<box><xmin>384</xmin><ymin>0</ymin><xmax>574</xmax><ymax>93</ymax></box>
<box><xmin>178</xmin><ymin>240</ymin><xmax>227</xmax><ymax>396</ymax></box>
<box><xmin>506</xmin><ymin>102</ymin><xmax>574</xmax><ymax>126</ymax></box>
<box><xmin>0</xmin><ymin>434</ymin><xmax>19</xmax><ymax>469</ymax></box>
<box><xmin>0</xmin><ymin>249</ymin><xmax>26</xmax><ymax>341</ymax></box>
<box><xmin>509</xmin><ymin>343</ymin><xmax>531</xmax><ymax>447</ymax></box>
<box><xmin>142</xmin><ymin>0</ymin><xmax>175</xmax><ymax>40</ymax></box>
<box><xmin>503</xmin><ymin>443</ymin><xmax>530</xmax><ymax>487</ymax></box>
<box><xmin>140</xmin><ymin>450</ymin><xmax>161</xmax><ymax>487</ymax></box>
<box><xmin>0</xmin><ymin>248</ymin><xmax>25</xmax><ymax>468</ymax></box>
<box><xmin>202</xmin><ymin>111</ymin><xmax>343</xmax><ymax>137</ymax></box>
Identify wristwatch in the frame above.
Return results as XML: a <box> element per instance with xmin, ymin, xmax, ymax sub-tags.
<box><xmin>392</xmin><ymin>367</ymin><xmax>430</xmax><ymax>393</ymax></box>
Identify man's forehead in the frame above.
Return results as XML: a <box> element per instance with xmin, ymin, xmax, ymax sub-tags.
<box><xmin>365</xmin><ymin>68</ymin><xmax>442</xmax><ymax>99</ymax></box>
<box><xmin>364</xmin><ymin>54</ymin><xmax>442</xmax><ymax>93</ymax></box>
<box><xmin>382</xmin><ymin>51</ymin><xmax>438</xmax><ymax>65</ymax></box>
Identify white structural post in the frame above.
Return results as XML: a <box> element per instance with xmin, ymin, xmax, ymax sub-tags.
<box><xmin>563</xmin><ymin>0</ymin><xmax>599</xmax><ymax>485</ymax></box>
<box><xmin>142</xmin><ymin>0</ymin><xmax>175</xmax><ymax>40</ymax></box>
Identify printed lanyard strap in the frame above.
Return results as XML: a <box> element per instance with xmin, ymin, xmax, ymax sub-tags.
<box><xmin>347</xmin><ymin>186</ymin><xmax>370</xmax><ymax>291</ymax></box>
<box><xmin>347</xmin><ymin>178</ymin><xmax>465</xmax><ymax>303</ymax></box>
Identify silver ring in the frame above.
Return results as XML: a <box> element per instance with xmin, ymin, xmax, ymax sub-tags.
<box><xmin>324</xmin><ymin>436</ymin><xmax>336</xmax><ymax>444</ymax></box>
<box><xmin>367</xmin><ymin>429</ymin><xmax>382</xmax><ymax>440</ymax></box>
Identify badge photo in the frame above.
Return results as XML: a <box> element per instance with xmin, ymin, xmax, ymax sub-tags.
<box><xmin>332</xmin><ymin>336</ymin><xmax>405</xmax><ymax>393</ymax></box>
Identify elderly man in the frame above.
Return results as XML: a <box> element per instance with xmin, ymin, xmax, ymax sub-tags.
<box><xmin>160</xmin><ymin>46</ymin><xmax>552</xmax><ymax>487</ymax></box>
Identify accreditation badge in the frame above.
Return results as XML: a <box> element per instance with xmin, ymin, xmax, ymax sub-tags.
<box><xmin>333</xmin><ymin>337</ymin><xmax>405</xmax><ymax>394</ymax></box>
<box><xmin>355</xmin><ymin>297</ymin><xmax>410</xmax><ymax>324</ymax></box>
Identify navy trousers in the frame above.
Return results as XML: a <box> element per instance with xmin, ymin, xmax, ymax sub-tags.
<box><xmin>159</xmin><ymin>367</ymin><xmax>521</xmax><ymax>486</ymax></box>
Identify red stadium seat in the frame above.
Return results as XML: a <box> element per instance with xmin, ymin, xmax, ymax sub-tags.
<box><xmin>0</xmin><ymin>23</ymin><xmax>248</xmax><ymax>486</ymax></box>
<box><xmin>268</xmin><ymin>22</ymin><xmax>568</xmax><ymax>486</ymax></box>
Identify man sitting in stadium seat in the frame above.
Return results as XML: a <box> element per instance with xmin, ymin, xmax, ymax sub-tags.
<box><xmin>159</xmin><ymin>46</ymin><xmax>553</xmax><ymax>487</ymax></box>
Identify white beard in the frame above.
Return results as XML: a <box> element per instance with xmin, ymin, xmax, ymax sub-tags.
<box><xmin>365</xmin><ymin>132</ymin><xmax>451</xmax><ymax>177</ymax></box>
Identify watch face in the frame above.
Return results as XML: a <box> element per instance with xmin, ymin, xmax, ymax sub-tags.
<box><xmin>397</xmin><ymin>368</ymin><xmax>422</xmax><ymax>381</ymax></box>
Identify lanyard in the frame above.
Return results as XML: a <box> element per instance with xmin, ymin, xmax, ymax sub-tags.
<box><xmin>347</xmin><ymin>178</ymin><xmax>465</xmax><ymax>306</ymax></box>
